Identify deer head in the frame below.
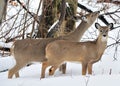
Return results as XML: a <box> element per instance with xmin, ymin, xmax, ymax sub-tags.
<box><xmin>81</xmin><ymin>11</ymin><xmax>99</xmax><ymax>24</ymax></box>
<box><xmin>95</xmin><ymin>23</ymin><xmax>113</xmax><ymax>41</ymax></box>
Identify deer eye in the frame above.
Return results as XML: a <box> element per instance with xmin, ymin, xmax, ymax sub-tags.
<box><xmin>100</xmin><ymin>30</ymin><xmax>103</xmax><ymax>32</ymax></box>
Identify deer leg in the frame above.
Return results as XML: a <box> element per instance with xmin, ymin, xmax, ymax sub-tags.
<box><xmin>82</xmin><ymin>63</ymin><xmax>87</xmax><ymax>75</ymax></box>
<box><xmin>59</xmin><ymin>65</ymin><xmax>62</xmax><ymax>71</ymax></box>
<box><xmin>59</xmin><ymin>63</ymin><xmax>66</xmax><ymax>74</ymax></box>
<box><xmin>15</xmin><ymin>72</ymin><xmax>19</xmax><ymax>78</ymax></box>
<box><xmin>88</xmin><ymin>59</ymin><xmax>100</xmax><ymax>75</ymax></box>
<box><xmin>8</xmin><ymin>64</ymin><xmax>22</xmax><ymax>78</ymax></box>
<box><xmin>88</xmin><ymin>63</ymin><xmax>93</xmax><ymax>74</ymax></box>
<box><xmin>61</xmin><ymin>63</ymin><xmax>66</xmax><ymax>74</ymax></box>
<box><xmin>49</xmin><ymin>65</ymin><xmax>58</xmax><ymax>76</ymax></box>
<box><xmin>41</xmin><ymin>62</ymin><xmax>49</xmax><ymax>79</ymax></box>
<box><xmin>49</xmin><ymin>66</ymin><xmax>54</xmax><ymax>75</ymax></box>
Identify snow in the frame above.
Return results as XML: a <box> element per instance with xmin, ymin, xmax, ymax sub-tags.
<box><xmin>0</xmin><ymin>56</ymin><xmax>16</xmax><ymax>72</ymax></box>
<box><xmin>48</xmin><ymin>20</ymin><xmax>59</xmax><ymax>32</ymax></box>
<box><xmin>0</xmin><ymin>42</ymin><xmax>13</xmax><ymax>48</ymax></box>
<box><xmin>0</xmin><ymin>62</ymin><xmax>120</xmax><ymax>86</ymax></box>
<box><xmin>1</xmin><ymin>75</ymin><xmax>120</xmax><ymax>86</ymax></box>
<box><xmin>0</xmin><ymin>0</ymin><xmax>120</xmax><ymax>86</ymax></box>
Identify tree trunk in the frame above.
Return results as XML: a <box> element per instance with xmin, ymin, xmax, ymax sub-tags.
<box><xmin>36</xmin><ymin>0</ymin><xmax>59</xmax><ymax>38</ymax></box>
<box><xmin>36</xmin><ymin>0</ymin><xmax>78</xmax><ymax>38</ymax></box>
<box><xmin>55</xmin><ymin>0</ymin><xmax>78</xmax><ymax>37</ymax></box>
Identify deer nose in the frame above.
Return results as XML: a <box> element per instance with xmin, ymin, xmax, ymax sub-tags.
<box><xmin>103</xmin><ymin>35</ymin><xmax>106</xmax><ymax>37</ymax></box>
<box><xmin>96</xmin><ymin>11</ymin><xmax>100</xmax><ymax>13</ymax></box>
<box><xmin>95</xmin><ymin>11</ymin><xmax>100</xmax><ymax>14</ymax></box>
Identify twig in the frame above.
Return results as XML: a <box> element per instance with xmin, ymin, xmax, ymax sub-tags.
<box><xmin>84</xmin><ymin>76</ymin><xmax>90</xmax><ymax>86</ymax></box>
<box><xmin>77</xmin><ymin>2</ymin><xmax>120</xmax><ymax>30</ymax></box>
<box><xmin>77</xmin><ymin>3</ymin><xmax>92</xmax><ymax>13</ymax></box>
<box><xmin>16</xmin><ymin>0</ymin><xmax>40</xmax><ymax>24</ymax></box>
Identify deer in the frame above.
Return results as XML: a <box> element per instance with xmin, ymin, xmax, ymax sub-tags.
<box><xmin>41</xmin><ymin>23</ymin><xmax>113</xmax><ymax>78</ymax></box>
<box><xmin>8</xmin><ymin>11</ymin><xmax>99</xmax><ymax>78</ymax></box>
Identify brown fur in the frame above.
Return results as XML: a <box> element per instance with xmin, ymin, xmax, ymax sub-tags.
<box><xmin>41</xmin><ymin>23</ymin><xmax>113</xmax><ymax>78</ymax></box>
<box><xmin>8</xmin><ymin>12</ymin><xmax>99</xmax><ymax>78</ymax></box>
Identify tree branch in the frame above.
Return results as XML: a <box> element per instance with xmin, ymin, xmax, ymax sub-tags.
<box><xmin>5</xmin><ymin>34</ymin><xmax>23</xmax><ymax>43</ymax></box>
<box><xmin>0</xmin><ymin>46</ymin><xmax>10</xmax><ymax>52</ymax></box>
<box><xmin>16</xmin><ymin>0</ymin><xmax>41</xmax><ymax>24</ymax></box>
<box><xmin>77</xmin><ymin>2</ymin><xmax>120</xmax><ymax>30</ymax></box>
<box><xmin>97</xmin><ymin>0</ymin><xmax>120</xmax><ymax>5</ymax></box>
<box><xmin>77</xmin><ymin>3</ymin><xmax>92</xmax><ymax>13</ymax></box>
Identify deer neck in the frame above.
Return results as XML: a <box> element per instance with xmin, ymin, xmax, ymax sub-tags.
<box><xmin>63</xmin><ymin>21</ymin><xmax>90</xmax><ymax>41</ymax></box>
<box><xmin>96</xmin><ymin>36</ymin><xmax>108</xmax><ymax>55</ymax></box>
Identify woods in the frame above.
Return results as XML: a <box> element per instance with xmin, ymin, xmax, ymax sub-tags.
<box><xmin>0</xmin><ymin>0</ymin><xmax>120</xmax><ymax>58</ymax></box>
<box><xmin>1</xmin><ymin>1</ymin><xmax>120</xmax><ymax>86</ymax></box>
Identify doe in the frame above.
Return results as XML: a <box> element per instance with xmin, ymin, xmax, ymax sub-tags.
<box><xmin>41</xmin><ymin>23</ymin><xmax>113</xmax><ymax>78</ymax></box>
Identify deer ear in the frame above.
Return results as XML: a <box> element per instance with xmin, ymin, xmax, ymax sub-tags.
<box><xmin>95</xmin><ymin>23</ymin><xmax>101</xmax><ymax>29</ymax></box>
<box><xmin>108</xmin><ymin>23</ymin><xmax>113</xmax><ymax>30</ymax></box>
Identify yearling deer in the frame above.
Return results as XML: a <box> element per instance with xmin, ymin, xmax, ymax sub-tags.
<box><xmin>8</xmin><ymin>12</ymin><xmax>99</xmax><ymax>78</ymax></box>
<box><xmin>41</xmin><ymin>23</ymin><xmax>113</xmax><ymax>78</ymax></box>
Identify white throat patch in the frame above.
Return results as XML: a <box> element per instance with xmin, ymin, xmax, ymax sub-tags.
<box><xmin>101</xmin><ymin>37</ymin><xmax>107</xmax><ymax>42</ymax></box>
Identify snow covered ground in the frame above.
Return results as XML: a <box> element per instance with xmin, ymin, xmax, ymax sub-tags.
<box><xmin>0</xmin><ymin>0</ymin><xmax>120</xmax><ymax>86</ymax></box>
<box><xmin>0</xmin><ymin>46</ymin><xmax>120</xmax><ymax>86</ymax></box>
<box><xmin>0</xmin><ymin>61</ymin><xmax>120</xmax><ymax>86</ymax></box>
